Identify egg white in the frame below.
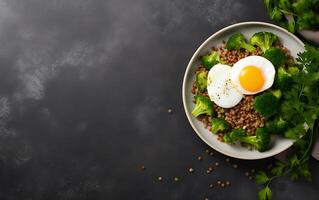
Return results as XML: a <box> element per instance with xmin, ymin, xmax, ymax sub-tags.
<box><xmin>207</xmin><ymin>64</ymin><xmax>243</xmax><ymax>108</ymax></box>
<box><xmin>230</xmin><ymin>56</ymin><xmax>275</xmax><ymax>95</ymax></box>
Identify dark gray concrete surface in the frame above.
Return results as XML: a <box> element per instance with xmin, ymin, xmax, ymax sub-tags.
<box><xmin>0</xmin><ymin>0</ymin><xmax>317</xmax><ymax>199</ymax></box>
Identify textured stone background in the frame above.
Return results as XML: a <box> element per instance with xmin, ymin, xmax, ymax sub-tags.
<box><xmin>0</xmin><ymin>0</ymin><xmax>317</xmax><ymax>199</ymax></box>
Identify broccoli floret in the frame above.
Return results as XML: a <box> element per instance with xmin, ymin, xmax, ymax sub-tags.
<box><xmin>239</xmin><ymin>128</ymin><xmax>271</xmax><ymax>152</ymax></box>
<box><xmin>223</xmin><ymin>128</ymin><xmax>246</xmax><ymax>144</ymax></box>
<box><xmin>191</xmin><ymin>95</ymin><xmax>213</xmax><ymax>117</ymax></box>
<box><xmin>271</xmin><ymin>89</ymin><xmax>282</xmax><ymax>99</ymax></box>
<box><xmin>274</xmin><ymin>118</ymin><xmax>288</xmax><ymax>132</ymax></box>
<box><xmin>226</xmin><ymin>33</ymin><xmax>255</xmax><ymax>52</ymax></box>
<box><xmin>211</xmin><ymin>118</ymin><xmax>230</xmax><ymax>134</ymax></box>
<box><xmin>250</xmin><ymin>32</ymin><xmax>279</xmax><ymax>53</ymax></box>
<box><xmin>201</xmin><ymin>51</ymin><xmax>220</xmax><ymax>69</ymax></box>
<box><xmin>223</xmin><ymin>128</ymin><xmax>271</xmax><ymax>152</ymax></box>
<box><xmin>263</xmin><ymin>48</ymin><xmax>286</xmax><ymax>68</ymax></box>
<box><xmin>265</xmin><ymin>117</ymin><xmax>289</xmax><ymax>134</ymax></box>
<box><xmin>275</xmin><ymin>67</ymin><xmax>294</xmax><ymax>91</ymax></box>
<box><xmin>195</xmin><ymin>71</ymin><xmax>208</xmax><ymax>93</ymax></box>
<box><xmin>253</xmin><ymin>90</ymin><xmax>281</xmax><ymax>118</ymax></box>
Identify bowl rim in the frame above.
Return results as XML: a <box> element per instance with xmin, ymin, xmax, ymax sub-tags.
<box><xmin>182</xmin><ymin>21</ymin><xmax>304</xmax><ymax>160</ymax></box>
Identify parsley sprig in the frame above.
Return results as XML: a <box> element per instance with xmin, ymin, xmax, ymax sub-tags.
<box><xmin>255</xmin><ymin>45</ymin><xmax>319</xmax><ymax>200</ymax></box>
<box><xmin>264</xmin><ymin>0</ymin><xmax>319</xmax><ymax>32</ymax></box>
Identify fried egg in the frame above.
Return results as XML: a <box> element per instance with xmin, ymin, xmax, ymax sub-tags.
<box><xmin>230</xmin><ymin>56</ymin><xmax>275</xmax><ymax>95</ymax></box>
<box><xmin>207</xmin><ymin>64</ymin><xmax>243</xmax><ymax>108</ymax></box>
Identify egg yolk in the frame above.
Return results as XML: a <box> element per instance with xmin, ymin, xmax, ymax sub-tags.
<box><xmin>239</xmin><ymin>66</ymin><xmax>265</xmax><ymax>92</ymax></box>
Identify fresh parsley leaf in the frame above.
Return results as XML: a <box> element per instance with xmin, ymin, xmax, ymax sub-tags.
<box><xmin>270</xmin><ymin>7</ymin><xmax>283</xmax><ymax>21</ymax></box>
<box><xmin>303</xmin><ymin>112</ymin><xmax>317</xmax><ymax>129</ymax></box>
<box><xmin>284</xmin><ymin>124</ymin><xmax>305</xmax><ymax>139</ymax></box>
<box><xmin>264</xmin><ymin>0</ymin><xmax>275</xmax><ymax>10</ymax></box>
<box><xmin>264</xmin><ymin>0</ymin><xmax>319</xmax><ymax>32</ymax></box>
<box><xmin>271</xmin><ymin>161</ymin><xmax>286</xmax><ymax>176</ymax></box>
<box><xmin>300</xmin><ymin>162</ymin><xmax>312</xmax><ymax>181</ymax></box>
<box><xmin>296</xmin><ymin>45</ymin><xmax>319</xmax><ymax>73</ymax></box>
<box><xmin>280</xmin><ymin>101</ymin><xmax>297</xmax><ymax>121</ymax></box>
<box><xmin>294</xmin><ymin>138</ymin><xmax>308</xmax><ymax>150</ymax></box>
<box><xmin>255</xmin><ymin>171</ymin><xmax>270</xmax><ymax>184</ymax></box>
<box><xmin>258</xmin><ymin>186</ymin><xmax>272</xmax><ymax>200</ymax></box>
<box><xmin>289</xmin><ymin>170</ymin><xmax>300</xmax><ymax>181</ymax></box>
<box><xmin>278</xmin><ymin>0</ymin><xmax>291</xmax><ymax>10</ymax></box>
<box><xmin>292</xmin><ymin>0</ymin><xmax>313</xmax><ymax>14</ymax></box>
<box><xmin>296</xmin><ymin>11</ymin><xmax>319</xmax><ymax>30</ymax></box>
<box><xmin>289</xmin><ymin>154</ymin><xmax>300</xmax><ymax>168</ymax></box>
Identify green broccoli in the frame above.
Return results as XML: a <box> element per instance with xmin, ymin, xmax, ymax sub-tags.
<box><xmin>239</xmin><ymin>128</ymin><xmax>271</xmax><ymax>152</ymax></box>
<box><xmin>250</xmin><ymin>31</ymin><xmax>279</xmax><ymax>53</ymax></box>
<box><xmin>265</xmin><ymin>117</ymin><xmax>289</xmax><ymax>133</ymax></box>
<box><xmin>271</xmin><ymin>89</ymin><xmax>282</xmax><ymax>99</ymax></box>
<box><xmin>191</xmin><ymin>95</ymin><xmax>213</xmax><ymax>117</ymax></box>
<box><xmin>223</xmin><ymin>128</ymin><xmax>246</xmax><ymax>144</ymax></box>
<box><xmin>195</xmin><ymin>71</ymin><xmax>208</xmax><ymax>93</ymax></box>
<box><xmin>263</xmin><ymin>47</ymin><xmax>286</xmax><ymax>68</ymax></box>
<box><xmin>224</xmin><ymin>128</ymin><xmax>271</xmax><ymax>152</ymax></box>
<box><xmin>211</xmin><ymin>118</ymin><xmax>230</xmax><ymax>134</ymax></box>
<box><xmin>274</xmin><ymin>67</ymin><xmax>296</xmax><ymax>91</ymax></box>
<box><xmin>253</xmin><ymin>90</ymin><xmax>281</xmax><ymax>118</ymax></box>
<box><xmin>226</xmin><ymin>33</ymin><xmax>255</xmax><ymax>52</ymax></box>
<box><xmin>201</xmin><ymin>51</ymin><xmax>220</xmax><ymax>69</ymax></box>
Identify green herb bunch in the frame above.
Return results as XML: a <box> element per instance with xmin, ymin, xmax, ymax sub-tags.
<box><xmin>264</xmin><ymin>0</ymin><xmax>319</xmax><ymax>32</ymax></box>
<box><xmin>255</xmin><ymin>45</ymin><xmax>319</xmax><ymax>200</ymax></box>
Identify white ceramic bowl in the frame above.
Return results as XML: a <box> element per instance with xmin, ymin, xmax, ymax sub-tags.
<box><xmin>182</xmin><ymin>21</ymin><xmax>305</xmax><ymax>160</ymax></box>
